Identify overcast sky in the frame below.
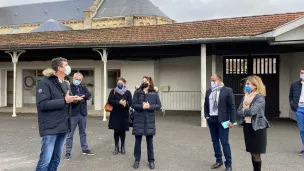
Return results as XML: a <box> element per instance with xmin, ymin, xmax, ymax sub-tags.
<box><xmin>1</xmin><ymin>0</ymin><xmax>304</xmax><ymax>22</ymax></box>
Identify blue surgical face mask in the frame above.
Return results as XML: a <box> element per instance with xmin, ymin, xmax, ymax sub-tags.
<box><xmin>244</xmin><ymin>85</ymin><xmax>252</xmax><ymax>93</ymax></box>
<box><xmin>73</xmin><ymin>80</ymin><xmax>81</xmax><ymax>86</ymax></box>
<box><xmin>300</xmin><ymin>74</ymin><xmax>304</xmax><ymax>80</ymax></box>
<box><xmin>65</xmin><ymin>66</ymin><xmax>71</xmax><ymax>76</ymax></box>
<box><xmin>211</xmin><ymin>81</ymin><xmax>217</xmax><ymax>88</ymax></box>
<box><xmin>117</xmin><ymin>83</ymin><xmax>124</xmax><ymax>89</ymax></box>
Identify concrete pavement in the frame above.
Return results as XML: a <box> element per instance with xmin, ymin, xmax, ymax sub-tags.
<box><xmin>0</xmin><ymin>113</ymin><xmax>303</xmax><ymax>171</ymax></box>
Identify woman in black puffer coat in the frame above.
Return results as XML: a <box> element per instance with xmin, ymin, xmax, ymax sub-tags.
<box><xmin>132</xmin><ymin>76</ymin><xmax>161</xmax><ymax>170</ymax></box>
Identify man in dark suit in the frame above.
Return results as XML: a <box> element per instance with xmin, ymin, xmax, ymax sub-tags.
<box><xmin>65</xmin><ymin>72</ymin><xmax>94</xmax><ymax>160</ymax></box>
<box><xmin>204</xmin><ymin>74</ymin><xmax>236</xmax><ymax>171</ymax></box>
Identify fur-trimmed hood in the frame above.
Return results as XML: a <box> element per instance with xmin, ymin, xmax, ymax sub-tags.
<box><xmin>42</xmin><ymin>68</ymin><xmax>70</xmax><ymax>85</ymax></box>
<box><xmin>42</xmin><ymin>68</ymin><xmax>56</xmax><ymax>77</ymax></box>
<box><xmin>135</xmin><ymin>85</ymin><xmax>158</xmax><ymax>92</ymax></box>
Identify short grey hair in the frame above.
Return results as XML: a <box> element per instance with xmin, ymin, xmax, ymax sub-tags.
<box><xmin>73</xmin><ymin>72</ymin><xmax>83</xmax><ymax>79</ymax></box>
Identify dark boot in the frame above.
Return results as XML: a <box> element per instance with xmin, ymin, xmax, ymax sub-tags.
<box><xmin>120</xmin><ymin>131</ymin><xmax>126</xmax><ymax>154</ymax></box>
<box><xmin>253</xmin><ymin>161</ymin><xmax>261</xmax><ymax>171</ymax></box>
<box><xmin>113</xmin><ymin>132</ymin><xmax>120</xmax><ymax>155</ymax></box>
<box><xmin>121</xmin><ymin>143</ymin><xmax>126</xmax><ymax>155</ymax></box>
<box><xmin>113</xmin><ymin>145</ymin><xmax>119</xmax><ymax>155</ymax></box>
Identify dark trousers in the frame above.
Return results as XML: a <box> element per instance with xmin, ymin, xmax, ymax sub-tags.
<box><xmin>134</xmin><ymin>135</ymin><xmax>154</xmax><ymax>162</ymax></box>
<box><xmin>36</xmin><ymin>133</ymin><xmax>66</xmax><ymax>171</ymax></box>
<box><xmin>66</xmin><ymin>115</ymin><xmax>88</xmax><ymax>154</ymax></box>
<box><xmin>114</xmin><ymin>129</ymin><xmax>126</xmax><ymax>146</ymax></box>
<box><xmin>208</xmin><ymin>116</ymin><xmax>232</xmax><ymax>167</ymax></box>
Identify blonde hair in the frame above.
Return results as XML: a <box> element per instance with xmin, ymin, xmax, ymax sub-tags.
<box><xmin>245</xmin><ymin>75</ymin><xmax>266</xmax><ymax>96</ymax></box>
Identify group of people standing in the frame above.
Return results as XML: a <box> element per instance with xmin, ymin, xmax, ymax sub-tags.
<box><xmin>34</xmin><ymin>57</ymin><xmax>304</xmax><ymax>171</ymax></box>
<box><xmin>108</xmin><ymin>76</ymin><xmax>161</xmax><ymax>169</ymax></box>
<box><xmin>204</xmin><ymin>74</ymin><xmax>269</xmax><ymax>171</ymax></box>
<box><xmin>35</xmin><ymin>57</ymin><xmax>161</xmax><ymax>171</ymax></box>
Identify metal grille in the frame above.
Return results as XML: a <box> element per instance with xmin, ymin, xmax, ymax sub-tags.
<box><xmin>253</xmin><ymin>58</ymin><xmax>276</xmax><ymax>74</ymax></box>
<box><xmin>223</xmin><ymin>56</ymin><xmax>280</xmax><ymax>119</ymax></box>
<box><xmin>225</xmin><ymin>58</ymin><xmax>248</xmax><ymax>74</ymax></box>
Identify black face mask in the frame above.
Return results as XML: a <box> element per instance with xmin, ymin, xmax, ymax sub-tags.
<box><xmin>141</xmin><ymin>82</ymin><xmax>149</xmax><ymax>89</ymax></box>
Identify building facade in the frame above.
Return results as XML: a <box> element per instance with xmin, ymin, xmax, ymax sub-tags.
<box><xmin>0</xmin><ymin>0</ymin><xmax>175</xmax><ymax>34</ymax></box>
<box><xmin>0</xmin><ymin>2</ymin><xmax>304</xmax><ymax>126</ymax></box>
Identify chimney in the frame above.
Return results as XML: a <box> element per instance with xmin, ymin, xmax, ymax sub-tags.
<box><xmin>83</xmin><ymin>10</ymin><xmax>93</xmax><ymax>29</ymax></box>
<box><xmin>125</xmin><ymin>16</ymin><xmax>134</xmax><ymax>27</ymax></box>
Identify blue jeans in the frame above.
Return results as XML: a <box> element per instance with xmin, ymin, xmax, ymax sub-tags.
<box><xmin>36</xmin><ymin>133</ymin><xmax>67</xmax><ymax>171</ymax></box>
<box><xmin>207</xmin><ymin>116</ymin><xmax>232</xmax><ymax>167</ymax></box>
<box><xmin>66</xmin><ymin>115</ymin><xmax>88</xmax><ymax>154</ymax></box>
<box><xmin>296</xmin><ymin>107</ymin><xmax>304</xmax><ymax>148</ymax></box>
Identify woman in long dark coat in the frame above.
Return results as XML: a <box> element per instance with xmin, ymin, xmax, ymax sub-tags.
<box><xmin>132</xmin><ymin>76</ymin><xmax>161</xmax><ymax>170</ymax></box>
<box><xmin>237</xmin><ymin>75</ymin><xmax>269</xmax><ymax>171</ymax></box>
<box><xmin>108</xmin><ymin>77</ymin><xmax>132</xmax><ymax>155</ymax></box>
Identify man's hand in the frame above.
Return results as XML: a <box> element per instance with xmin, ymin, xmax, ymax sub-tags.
<box><xmin>228</xmin><ymin>122</ymin><xmax>233</xmax><ymax>128</ymax></box>
<box><xmin>73</xmin><ymin>96</ymin><xmax>84</xmax><ymax>102</ymax></box>
<box><xmin>65</xmin><ymin>90</ymin><xmax>77</xmax><ymax>104</ymax></box>
<box><xmin>120</xmin><ymin>99</ymin><xmax>126</xmax><ymax>107</ymax></box>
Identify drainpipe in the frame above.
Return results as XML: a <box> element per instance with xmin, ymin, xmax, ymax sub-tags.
<box><xmin>5</xmin><ymin>50</ymin><xmax>25</xmax><ymax>117</ymax></box>
<box><xmin>93</xmin><ymin>48</ymin><xmax>108</xmax><ymax>121</ymax></box>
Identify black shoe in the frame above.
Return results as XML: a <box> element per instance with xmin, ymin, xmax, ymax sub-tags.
<box><xmin>211</xmin><ymin>162</ymin><xmax>223</xmax><ymax>169</ymax></box>
<box><xmin>121</xmin><ymin>145</ymin><xmax>126</xmax><ymax>155</ymax></box>
<box><xmin>225</xmin><ymin>167</ymin><xmax>232</xmax><ymax>171</ymax></box>
<box><xmin>133</xmin><ymin>161</ymin><xmax>140</xmax><ymax>169</ymax></box>
<box><xmin>149</xmin><ymin>162</ymin><xmax>155</xmax><ymax>169</ymax></box>
<box><xmin>113</xmin><ymin>146</ymin><xmax>119</xmax><ymax>155</ymax></box>
<box><xmin>64</xmin><ymin>153</ymin><xmax>71</xmax><ymax>160</ymax></box>
<box><xmin>253</xmin><ymin>161</ymin><xmax>261</xmax><ymax>171</ymax></box>
<box><xmin>82</xmin><ymin>149</ymin><xmax>95</xmax><ymax>156</ymax></box>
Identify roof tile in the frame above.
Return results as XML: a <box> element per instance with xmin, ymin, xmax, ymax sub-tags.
<box><xmin>0</xmin><ymin>12</ymin><xmax>304</xmax><ymax>48</ymax></box>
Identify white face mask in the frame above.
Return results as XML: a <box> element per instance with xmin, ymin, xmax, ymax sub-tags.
<box><xmin>211</xmin><ymin>81</ymin><xmax>217</xmax><ymax>88</ymax></box>
<box><xmin>301</xmin><ymin>74</ymin><xmax>304</xmax><ymax>80</ymax></box>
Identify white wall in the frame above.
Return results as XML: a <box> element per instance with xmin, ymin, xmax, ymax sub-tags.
<box><xmin>276</xmin><ymin>25</ymin><xmax>304</xmax><ymax>41</ymax></box>
<box><xmin>23</xmin><ymin>70</ymin><xmax>36</xmax><ymax>104</ymax></box>
<box><xmin>279</xmin><ymin>52</ymin><xmax>304</xmax><ymax>120</ymax></box>
<box><xmin>0</xmin><ymin>60</ymin><xmax>156</xmax><ymax>111</ymax></box>
<box><xmin>290</xmin><ymin>52</ymin><xmax>304</xmax><ymax>119</ymax></box>
<box><xmin>279</xmin><ymin>54</ymin><xmax>292</xmax><ymax>118</ymax></box>
<box><xmin>157</xmin><ymin>56</ymin><xmax>217</xmax><ymax>111</ymax></box>
<box><xmin>120</xmin><ymin>60</ymin><xmax>155</xmax><ymax>94</ymax></box>
<box><xmin>159</xmin><ymin>56</ymin><xmax>201</xmax><ymax>91</ymax></box>
<box><xmin>0</xmin><ymin>55</ymin><xmax>221</xmax><ymax>112</ymax></box>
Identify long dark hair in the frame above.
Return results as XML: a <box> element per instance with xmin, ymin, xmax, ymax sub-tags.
<box><xmin>143</xmin><ymin>76</ymin><xmax>154</xmax><ymax>89</ymax></box>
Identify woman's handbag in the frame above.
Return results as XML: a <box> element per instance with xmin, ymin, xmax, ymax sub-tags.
<box><xmin>104</xmin><ymin>89</ymin><xmax>116</xmax><ymax>112</ymax></box>
<box><xmin>129</xmin><ymin>107</ymin><xmax>135</xmax><ymax>127</ymax></box>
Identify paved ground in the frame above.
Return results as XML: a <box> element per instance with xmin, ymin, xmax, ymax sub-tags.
<box><xmin>0</xmin><ymin>113</ymin><xmax>303</xmax><ymax>171</ymax></box>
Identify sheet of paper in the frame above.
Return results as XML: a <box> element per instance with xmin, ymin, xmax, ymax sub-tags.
<box><xmin>221</xmin><ymin>120</ymin><xmax>230</xmax><ymax>129</ymax></box>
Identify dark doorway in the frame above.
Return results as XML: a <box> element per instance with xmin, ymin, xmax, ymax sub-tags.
<box><xmin>223</xmin><ymin>55</ymin><xmax>280</xmax><ymax>119</ymax></box>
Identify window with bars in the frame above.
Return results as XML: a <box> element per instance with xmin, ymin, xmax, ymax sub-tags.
<box><xmin>225</xmin><ymin>57</ymin><xmax>277</xmax><ymax>75</ymax></box>
<box><xmin>225</xmin><ymin>58</ymin><xmax>248</xmax><ymax>74</ymax></box>
<box><xmin>253</xmin><ymin>58</ymin><xmax>276</xmax><ymax>74</ymax></box>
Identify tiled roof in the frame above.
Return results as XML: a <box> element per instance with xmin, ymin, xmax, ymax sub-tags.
<box><xmin>0</xmin><ymin>12</ymin><xmax>304</xmax><ymax>49</ymax></box>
